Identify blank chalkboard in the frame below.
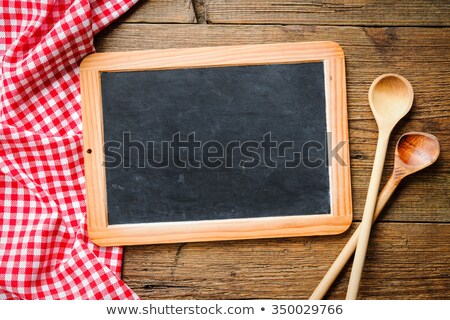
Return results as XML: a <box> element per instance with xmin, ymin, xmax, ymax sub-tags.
<box><xmin>80</xmin><ymin>42</ymin><xmax>352</xmax><ymax>246</ymax></box>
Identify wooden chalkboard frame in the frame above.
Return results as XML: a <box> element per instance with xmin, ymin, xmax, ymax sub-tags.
<box><xmin>80</xmin><ymin>42</ymin><xmax>352</xmax><ymax>246</ymax></box>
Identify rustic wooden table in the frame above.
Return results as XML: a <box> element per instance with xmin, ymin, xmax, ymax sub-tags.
<box><xmin>94</xmin><ymin>0</ymin><xmax>450</xmax><ymax>299</ymax></box>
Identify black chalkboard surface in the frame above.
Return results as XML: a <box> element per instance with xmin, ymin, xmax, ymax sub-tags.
<box><xmin>102</xmin><ymin>62</ymin><xmax>330</xmax><ymax>225</ymax></box>
<box><xmin>81</xmin><ymin>42</ymin><xmax>352</xmax><ymax>246</ymax></box>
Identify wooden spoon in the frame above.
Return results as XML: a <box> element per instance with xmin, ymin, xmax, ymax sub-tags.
<box><xmin>347</xmin><ymin>74</ymin><xmax>414</xmax><ymax>299</ymax></box>
<box><xmin>310</xmin><ymin>132</ymin><xmax>440</xmax><ymax>300</ymax></box>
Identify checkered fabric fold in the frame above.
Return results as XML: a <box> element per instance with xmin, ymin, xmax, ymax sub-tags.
<box><xmin>0</xmin><ymin>0</ymin><xmax>139</xmax><ymax>299</ymax></box>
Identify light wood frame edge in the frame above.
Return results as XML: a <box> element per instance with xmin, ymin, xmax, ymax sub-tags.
<box><xmin>80</xmin><ymin>41</ymin><xmax>352</xmax><ymax>246</ymax></box>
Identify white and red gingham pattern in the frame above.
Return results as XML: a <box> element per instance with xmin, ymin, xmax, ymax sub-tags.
<box><xmin>0</xmin><ymin>0</ymin><xmax>139</xmax><ymax>299</ymax></box>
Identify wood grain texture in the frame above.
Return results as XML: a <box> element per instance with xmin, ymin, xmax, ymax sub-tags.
<box><xmin>95</xmin><ymin>24</ymin><xmax>450</xmax><ymax>223</ymax></box>
<box><xmin>81</xmin><ymin>42</ymin><xmax>352</xmax><ymax>246</ymax></box>
<box><xmin>93</xmin><ymin>0</ymin><xmax>450</xmax><ymax>299</ymax></box>
<box><xmin>80</xmin><ymin>70</ymin><xmax>109</xmax><ymax>235</ymax></box>
<box><xmin>122</xmin><ymin>223</ymin><xmax>450</xmax><ymax>299</ymax></box>
<box><xmin>123</xmin><ymin>0</ymin><xmax>450</xmax><ymax>26</ymax></box>
<box><xmin>192</xmin><ymin>0</ymin><xmax>450</xmax><ymax>26</ymax></box>
<box><xmin>120</xmin><ymin>0</ymin><xmax>197</xmax><ymax>23</ymax></box>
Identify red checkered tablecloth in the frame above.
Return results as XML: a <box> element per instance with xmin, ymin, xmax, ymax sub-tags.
<box><xmin>0</xmin><ymin>0</ymin><xmax>139</xmax><ymax>299</ymax></box>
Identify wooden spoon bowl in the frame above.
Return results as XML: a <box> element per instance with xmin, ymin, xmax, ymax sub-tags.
<box><xmin>396</xmin><ymin>132</ymin><xmax>440</xmax><ymax>175</ymax></box>
<box><xmin>369</xmin><ymin>74</ymin><xmax>414</xmax><ymax>129</ymax></box>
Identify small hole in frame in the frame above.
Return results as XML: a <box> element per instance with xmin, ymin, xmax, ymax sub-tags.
<box><xmin>86</xmin><ymin>149</ymin><xmax>92</xmax><ymax>154</ymax></box>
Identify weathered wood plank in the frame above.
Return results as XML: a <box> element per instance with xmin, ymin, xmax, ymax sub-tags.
<box><xmin>122</xmin><ymin>222</ymin><xmax>450</xmax><ymax>299</ymax></box>
<box><xmin>191</xmin><ymin>0</ymin><xmax>450</xmax><ymax>26</ymax></box>
<box><xmin>94</xmin><ymin>25</ymin><xmax>450</xmax><ymax>223</ymax></box>
<box><xmin>119</xmin><ymin>0</ymin><xmax>197</xmax><ymax>23</ymax></box>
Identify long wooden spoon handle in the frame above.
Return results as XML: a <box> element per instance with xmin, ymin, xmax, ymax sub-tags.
<box><xmin>347</xmin><ymin>133</ymin><xmax>391</xmax><ymax>299</ymax></box>
<box><xmin>309</xmin><ymin>174</ymin><xmax>400</xmax><ymax>300</ymax></box>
